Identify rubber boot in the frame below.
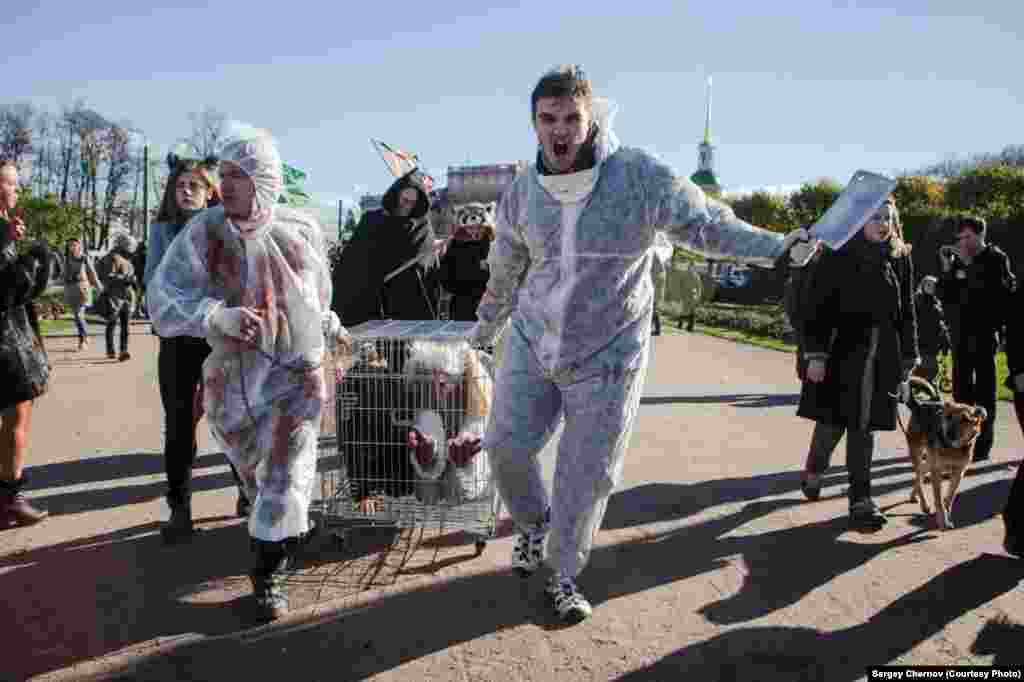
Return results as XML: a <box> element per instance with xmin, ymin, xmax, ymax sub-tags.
<box><xmin>0</xmin><ymin>476</ymin><xmax>48</xmax><ymax>527</ymax></box>
<box><xmin>249</xmin><ymin>538</ymin><xmax>293</xmax><ymax>621</ymax></box>
<box><xmin>160</xmin><ymin>497</ymin><xmax>194</xmax><ymax>544</ymax></box>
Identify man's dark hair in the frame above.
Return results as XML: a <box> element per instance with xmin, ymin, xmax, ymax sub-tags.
<box><xmin>957</xmin><ymin>215</ymin><xmax>987</xmax><ymax>238</ymax></box>
<box><xmin>531</xmin><ymin>64</ymin><xmax>593</xmax><ymax>120</ymax></box>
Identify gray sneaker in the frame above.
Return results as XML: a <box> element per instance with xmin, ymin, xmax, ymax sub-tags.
<box><xmin>546</xmin><ymin>573</ymin><xmax>593</xmax><ymax>624</ymax></box>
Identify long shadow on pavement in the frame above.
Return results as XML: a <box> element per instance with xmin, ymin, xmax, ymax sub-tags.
<box><xmin>79</xmin><ymin>492</ymin><xmax>1003</xmax><ymax>682</ymax></box>
<box><xmin>15</xmin><ymin>463</ymin><xmax>1018</xmax><ymax>680</ymax></box>
<box><xmin>28</xmin><ymin>452</ymin><xmax>233</xmax><ymax>489</ymax></box>
<box><xmin>614</xmin><ymin>554</ymin><xmax>1024</xmax><ymax>681</ymax></box>
<box><xmin>600</xmin><ymin>459</ymin><xmax>1010</xmax><ymax>532</ymax></box>
<box><xmin>1</xmin><ymin>517</ymin><xmax>413</xmax><ymax>681</ymax></box>
<box><xmin>971</xmin><ymin>613</ymin><xmax>1024</xmax><ymax>666</ymax></box>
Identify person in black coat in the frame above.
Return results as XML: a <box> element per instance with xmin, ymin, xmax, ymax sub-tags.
<box><xmin>913</xmin><ymin>275</ymin><xmax>951</xmax><ymax>388</ymax></box>
<box><xmin>0</xmin><ymin>160</ymin><xmax>54</xmax><ymax>527</ymax></box>
<box><xmin>1001</xmin><ymin>276</ymin><xmax>1024</xmax><ymax>557</ymax></box>
<box><xmin>937</xmin><ymin>215</ymin><xmax>1017</xmax><ymax>462</ymax></box>
<box><xmin>440</xmin><ymin>202</ymin><xmax>494</xmax><ymax>322</ymax></box>
<box><xmin>331</xmin><ymin>169</ymin><xmax>440</xmax><ymax>327</ymax></box>
<box><xmin>797</xmin><ymin>199</ymin><xmax>919</xmax><ymax>530</ymax></box>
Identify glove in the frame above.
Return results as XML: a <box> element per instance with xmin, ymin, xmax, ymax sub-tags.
<box><xmin>207</xmin><ymin>305</ymin><xmax>263</xmax><ymax>344</ymax></box>
<box><xmin>1014</xmin><ymin>372</ymin><xmax>1024</xmax><ymax>394</ymax></box>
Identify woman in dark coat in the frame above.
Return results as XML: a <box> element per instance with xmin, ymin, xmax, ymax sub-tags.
<box><xmin>440</xmin><ymin>202</ymin><xmax>494</xmax><ymax>321</ymax></box>
<box><xmin>797</xmin><ymin>198</ymin><xmax>919</xmax><ymax>530</ymax></box>
<box><xmin>1001</xmin><ymin>277</ymin><xmax>1023</xmax><ymax>557</ymax></box>
<box><xmin>0</xmin><ymin>159</ymin><xmax>54</xmax><ymax>526</ymax></box>
<box><xmin>331</xmin><ymin>169</ymin><xmax>439</xmax><ymax>326</ymax></box>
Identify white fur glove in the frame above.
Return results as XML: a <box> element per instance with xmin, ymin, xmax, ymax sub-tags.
<box><xmin>321</xmin><ymin>311</ymin><xmax>349</xmax><ymax>350</ymax></box>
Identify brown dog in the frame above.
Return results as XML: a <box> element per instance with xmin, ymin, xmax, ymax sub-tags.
<box><xmin>905</xmin><ymin>376</ymin><xmax>987</xmax><ymax>530</ymax></box>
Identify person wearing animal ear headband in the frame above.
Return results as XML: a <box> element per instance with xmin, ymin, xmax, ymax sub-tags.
<box><xmin>144</xmin><ymin>151</ymin><xmax>236</xmax><ymax>545</ymax></box>
<box><xmin>470</xmin><ymin>65</ymin><xmax>805</xmax><ymax>624</ymax></box>
<box><xmin>440</xmin><ymin>202</ymin><xmax>496</xmax><ymax>321</ymax></box>
<box><xmin>147</xmin><ymin>126</ymin><xmax>346</xmax><ymax>621</ymax></box>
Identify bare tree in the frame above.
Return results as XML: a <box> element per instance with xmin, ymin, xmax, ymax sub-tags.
<box><xmin>0</xmin><ymin>101</ymin><xmax>36</xmax><ymax>167</ymax></box>
<box><xmin>98</xmin><ymin>124</ymin><xmax>136</xmax><ymax>246</ymax></box>
<box><xmin>184</xmin><ymin>107</ymin><xmax>227</xmax><ymax>158</ymax></box>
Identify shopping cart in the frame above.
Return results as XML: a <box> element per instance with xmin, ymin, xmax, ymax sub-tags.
<box><xmin>312</xmin><ymin>320</ymin><xmax>501</xmax><ymax>556</ymax></box>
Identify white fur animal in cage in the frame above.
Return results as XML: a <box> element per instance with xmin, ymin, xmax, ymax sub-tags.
<box><xmin>404</xmin><ymin>339</ymin><xmax>493</xmax><ymax>504</ymax></box>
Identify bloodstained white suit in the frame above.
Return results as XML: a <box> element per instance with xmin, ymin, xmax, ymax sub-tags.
<box><xmin>149</xmin><ymin>168</ymin><xmax>333</xmax><ymax>542</ymax></box>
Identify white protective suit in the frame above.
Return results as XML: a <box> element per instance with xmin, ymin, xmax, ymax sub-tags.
<box><xmin>473</xmin><ymin>99</ymin><xmax>788</xmax><ymax>578</ymax></box>
<box><xmin>148</xmin><ymin>128</ymin><xmax>337</xmax><ymax>542</ymax></box>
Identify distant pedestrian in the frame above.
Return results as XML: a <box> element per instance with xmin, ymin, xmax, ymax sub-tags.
<box><xmin>96</xmin><ymin>233</ymin><xmax>138</xmax><ymax>361</ymax></box>
<box><xmin>912</xmin><ymin>275</ymin><xmax>951</xmax><ymax>388</ymax></box>
<box><xmin>63</xmin><ymin>237</ymin><xmax>101</xmax><ymax>351</ymax></box>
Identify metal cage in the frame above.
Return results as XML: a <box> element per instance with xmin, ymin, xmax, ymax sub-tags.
<box><xmin>313</xmin><ymin>320</ymin><xmax>500</xmax><ymax>555</ymax></box>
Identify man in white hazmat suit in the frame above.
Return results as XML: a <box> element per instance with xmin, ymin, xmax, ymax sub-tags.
<box><xmin>471</xmin><ymin>65</ymin><xmax>807</xmax><ymax>623</ymax></box>
<box><xmin>147</xmin><ymin>125</ymin><xmax>344</xmax><ymax>621</ymax></box>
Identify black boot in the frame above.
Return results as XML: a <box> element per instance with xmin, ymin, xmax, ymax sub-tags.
<box><xmin>0</xmin><ymin>476</ymin><xmax>48</xmax><ymax>527</ymax></box>
<box><xmin>250</xmin><ymin>538</ymin><xmax>293</xmax><ymax>621</ymax></box>
<box><xmin>161</xmin><ymin>497</ymin><xmax>194</xmax><ymax>544</ymax></box>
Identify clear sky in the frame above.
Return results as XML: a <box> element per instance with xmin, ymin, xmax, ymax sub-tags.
<box><xmin>5</xmin><ymin>0</ymin><xmax>1022</xmax><ymax>210</ymax></box>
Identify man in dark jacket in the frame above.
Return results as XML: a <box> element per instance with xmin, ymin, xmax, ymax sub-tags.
<box><xmin>937</xmin><ymin>215</ymin><xmax>1017</xmax><ymax>461</ymax></box>
<box><xmin>331</xmin><ymin>169</ymin><xmax>439</xmax><ymax>327</ymax></box>
<box><xmin>913</xmin><ymin>275</ymin><xmax>951</xmax><ymax>388</ymax></box>
<box><xmin>1001</xmin><ymin>276</ymin><xmax>1024</xmax><ymax>557</ymax></box>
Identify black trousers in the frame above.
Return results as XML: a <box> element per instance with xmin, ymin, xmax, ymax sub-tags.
<box><xmin>158</xmin><ymin>336</ymin><xmax>211</xmax><ymax>507</ymax></box>
<box><xmin>1003</xmin><ymin>392</ymin><xmax>1024</xmax><ymax>537</ymax></box>
<box><xmin>105</xmin><ymin>306</ymin><xmax>131</xmax><ymax>354</ymax></box>
<box><xmin>805</xmin><ymin>422</ymin><xmax>876</xmax><ymax>503</ymax></box>
<box><xmin>952</xmin><ymin>333</ymin><xmax>999</xmax><ymax>460</ymax></box>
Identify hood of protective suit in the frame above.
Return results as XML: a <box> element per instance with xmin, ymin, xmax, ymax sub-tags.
<box><xmin>381</xmin><ymin>169</ymin><xmax>432</xmax><ymax>220</ymax></box>
<box><xmin>220</xmin><ymin>127</ymin><xmax>284</xmax><ymax>234</ymax></box>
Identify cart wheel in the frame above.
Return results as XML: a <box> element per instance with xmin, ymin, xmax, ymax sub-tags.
<box><xmin>474</xmin><ymin>540</ymin><xmax>487</xmax><ymax>557</ymax></box>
